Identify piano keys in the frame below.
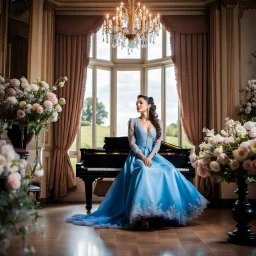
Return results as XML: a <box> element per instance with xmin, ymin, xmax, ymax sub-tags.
<box><xmin>76</xmin><ymin>137</ymin><xmax>195</xmax><ymax>214</ymax></box>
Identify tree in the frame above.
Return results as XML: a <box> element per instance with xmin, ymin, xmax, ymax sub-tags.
<box><xmin>166</xmin><ymin>123</ymin><xmax>178</xmax><ymax>137</ymax></box>
<box><xmin>82</xmin><ymin>97</ymin><xmax>108</xmax><ymax>125</ymax></box>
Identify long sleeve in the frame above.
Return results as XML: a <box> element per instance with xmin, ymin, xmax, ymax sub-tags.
<box><xmin>128</xmin><ymin>118</ymin><xmax>141</xmax><ymax>154</ymax></box>
<box><xmin>152</xmin><ymin>120</ymin><xmax>163</xmax><ymax>154</ymax></box>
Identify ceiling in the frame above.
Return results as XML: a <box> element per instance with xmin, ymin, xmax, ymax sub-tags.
<box><xmin>48</xmin><ymin>0</ymin><xmax>215</xmax><ymax>14</ymax></box>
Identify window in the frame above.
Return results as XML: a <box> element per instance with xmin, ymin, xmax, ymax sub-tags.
<box><xmin>116</xmin><ymin>70</ymin><xmax>140</xmax><ymax>136</ymax></box>
<box><xmin>69</xmin><ymin>26</ymin><xmax>191</xmax><ymax>163</ymax></box>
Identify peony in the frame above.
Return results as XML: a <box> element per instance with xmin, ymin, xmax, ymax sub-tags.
<box><xmin>7</xmin><ymin>173</ymin><xmax>21</xmax><ymax>190</ymax></box>
<box><xmin>210</xmin><ymin>161</ymin><xmax>221</xmax><ymax>172</ymax></box>
<box><xmin>229</xmin><ymin>159</ymin><xmax>240</xmax><ymax>170</ymax></box>
<box><xmin>7</xmin><ymin>88</ymin><xmax>16</xmax><ymax>96</ymax></box>
<box><xmin>1</xmin><ymin>144</ymin><xmax>16</xmax><ymax>161</ymax></box>
<box><xmin>10</xmin><ymin>78</ymin><xmax>20</xmax><ymax>87</ymax></box>
<box><xmin>40</xmin><ymin>81</ymin><xmax>49</xmax><ymax>90</ymax></box>
<box><xmin>249</xmin><ymin>127</ymin><xmax>256</xmax><ymax>138</ymax></box>
<box><xmin>0</xmin><ymin>155</ymin><xmax>7</xmax><ymax>166</ymax></box>
<box><xmin>250</xmin><ymin>139</ymin><xmax>256</xmax><ymax>153</ymax></box>
<box><xmin>250</xmin><ymin>160</ymin><xmax>256</xmax><ymax>174</ymax></box>
<box><xmin>243</xmin><ymin>121</ymin><xmax>255</xmax><ymax>131</ymax></box>
<box><xmin>44</xmin><ymin>100</ymin><xmax>53</xmax><ymax>109</ymax></box>
<box><xmin>243</xmin><ymin>159</ymin><xmax>252</xmax><ymax>171</ymax></box>
<box><xmin>217</xmin><ymin>153</ymin><xmax>229</xmax><ymax>165</ymax></box>
<box><xmin>30</xmin><ymin>84</ymin><xmax>39</xmax><ymax>91</ymax></box>
<box><xmin>6</xmin><ymin>96</ymin><xmax>18</xmax><ymax>105</ymax></box>
<box><xmin>240</xmin><ymin>141</ymin><xmax>251</xmax><ymax>148</ymax></box>
<box><xmin>213</xmin><ymin>147</ymin><xmax>223</xmax><ymax>157</ymax></box>
<box><xmin>32</xmin><ymin>103</ymin><xmax>40</xmax><ymax>111</ymax></box>
<box><xmin>0</xmin><ymin>84</ymin><xmax>5</xmax><ymax>91</ymax></box>
<box><xmin>37</xmin><ymin>106</ymin><xmax>44</xmax><ymax>114</ymax></box>
<box><xmin>23</xmin><ymin>84</ymin><xmax>31</xmax><ymax>92</ymax></box>
<box><xmin>235</xmin><ymin>125</ymin><xmax>247</xmax><ymax>136</ymax></box>
<box><xmin>197</xmin><ymin>165</ymin><xmax>208</xmax><ymax>178</ymax></box>
<box><xmin>59</xmin><ymin>98</ymin><xmax>66</xmax><ymax>105</ymax></box>
<box><xmin>233</xmin><ymin>147</ymin><xmax>249</xmax><ymax>162</ymax></box>
<box><xmin>56</xmin><ymin>105</ymin><xmax>62</xmax><ymax>112</ymax></box>
<box><xmin>20</xmin><ymin>77</ymin><xmax>28</xmax><ymax>83</ymax></box>
<box><xmin>19</xmin><ymin>101</ymin><xmax>27</xmax><ymax>108</ymax></box>
<box><xmin>46</xmin><ymin>92</ymin><xmax>58</xmax><ymax>104</ymax></box>
<box><xmin>245</xmin><ymin>107</ymin><xmax>251</xmax><ymax>114</ymax></box>
<box><xmin>51</xmin><ymin>112</ymin><xmax>58</xmax><ymax>122</ymax></box>
<box><xmin>17</xmin><ymin>109</ymin><xmax>25</xmax><ymax>119</ymax></box>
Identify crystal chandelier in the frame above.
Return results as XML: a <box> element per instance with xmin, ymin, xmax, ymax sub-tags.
<box><xmin>103</xmin><ymin>0</ymin><xmax>161</xmax><ymax>54</ymax></box>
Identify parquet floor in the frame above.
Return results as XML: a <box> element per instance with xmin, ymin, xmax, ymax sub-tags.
<box><xmin>7</xmin><ymin>204</ymin><xmax>256</xmax><ymax>256</ymax></box>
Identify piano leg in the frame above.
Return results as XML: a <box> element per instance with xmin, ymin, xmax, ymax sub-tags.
<box><xmin>83</xmin><ymin>177</ymin><xmax>95</xmax><ymax>214</ymax></box>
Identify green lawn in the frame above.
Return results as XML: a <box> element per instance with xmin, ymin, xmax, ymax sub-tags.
<box><xmin>70</xmin><ymin>125</ymin><xmax>193</xmax><ymax>151</ymax></box>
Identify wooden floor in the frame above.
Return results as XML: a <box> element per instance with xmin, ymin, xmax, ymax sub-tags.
<box><xmin>7</xmin><ymin>204</ymin><xmax>256</xmax><ymax>256</ymax></box>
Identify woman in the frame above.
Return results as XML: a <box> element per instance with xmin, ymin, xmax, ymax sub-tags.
<box><xmin>66</xmin><ymin>95</ymin><xmax>208</xmax><ymax>228</ymax></box>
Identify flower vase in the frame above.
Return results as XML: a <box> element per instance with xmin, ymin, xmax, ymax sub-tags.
<box><xmin>31</xmin><ymin>135</ymin><xmax>44</xmax><ymax>179</ymax></box>
<box><xmin>228</xmin><ymin>176</ymin><xmax>256</xmax><ymax>245</ymax></box>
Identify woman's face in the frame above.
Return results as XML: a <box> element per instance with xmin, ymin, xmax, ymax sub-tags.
<box><xmin>136</xmin><ymin>97</ymin><xmax>149</xmax><ymax>113</ymax></box>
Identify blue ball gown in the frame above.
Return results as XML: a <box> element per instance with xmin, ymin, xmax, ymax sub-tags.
<box><xmin>66</xmin><ymin>118</ymin><xmax>209</xmax><ymax>228</ymax></box>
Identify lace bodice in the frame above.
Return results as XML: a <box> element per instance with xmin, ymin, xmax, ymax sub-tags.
<box><xmin>128</xmin><ymin>118</ymin><xmax>163</xmax><ymax>155</ymax></box>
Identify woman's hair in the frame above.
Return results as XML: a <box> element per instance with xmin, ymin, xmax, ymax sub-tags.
<box><xmin>137</xmin><ymin>95</ymin><xmax>161</xmax><ymax>140</ymax></box>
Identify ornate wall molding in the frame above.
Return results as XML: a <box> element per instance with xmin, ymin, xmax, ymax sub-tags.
<box><xmin>238</xmin><ymin>1</ymin><xmax>256</xmax><ymax>19</ymax></box>
<box><xmin>208</xmin><ymin>0</ymin><xmax>221</xmax><ymax>10</ymax></box>
<box><xmin>222</xmin><ymin>0</ymin><xmax>238</xmax><ymax>8</ymax></box>
<box><xmin>44</xmin><ymin>0</ymin><xmax>56</xmax><ymax>13</ymax></box>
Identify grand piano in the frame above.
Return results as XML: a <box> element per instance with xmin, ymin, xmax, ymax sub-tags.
<box><xmin>76</xmin><ymin>137</ymin><xmax>195</xmax><ymax>213</ymax></box>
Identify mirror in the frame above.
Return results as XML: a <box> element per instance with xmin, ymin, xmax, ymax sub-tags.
<box><xmin>1</xmin><ymin>0</ymin><xmax>32</xmax><ymax>79</ymax></box>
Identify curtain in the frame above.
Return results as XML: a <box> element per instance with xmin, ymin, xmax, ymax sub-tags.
<box><xmin>49</xmin><ymin>16</ymin><xmax>103</xmax><ymax>199</ymax></box>
<box><xmin>161</xmin><ymin>15</ymin><xmax>218</xmax><ymax>199</ymax></box>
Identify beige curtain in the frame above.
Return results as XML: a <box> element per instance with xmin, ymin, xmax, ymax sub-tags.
<box><xmin>161</xmin><ymin>16</ymin><xmax>219</xmax><ymax>199</ymax></box>
<box><xmin>49</xmin><ymin>16</ymin><xmax>103</xmax><ymax>199</ymax></box>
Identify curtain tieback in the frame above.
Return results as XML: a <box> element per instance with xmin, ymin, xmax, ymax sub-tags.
<box><xmin>55</xmin><ymin>147</ymin><xmax>68</xmax><ymax>152</ymax></box>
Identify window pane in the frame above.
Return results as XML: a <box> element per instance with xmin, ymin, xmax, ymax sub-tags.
<box><xmin>117</xmin><ymin>71</ymin><xmax>140</xmax><ymax>136</ymax></box>
<box><xmin>96</xmin><ymin>27</ymin><xmax>110</xmax><ymax>60</ymax></box>
<box><xmin>182</xmin><ymin>125</ymin><xmax>194</xmax><ymax>149</ymax></box>
<box><xmin>147</xmin><ymin>29</ymin><xmax>162</xmax><ymax>60</ymax></box>
<box><xmin>166</xmin><ymin>31</ymin><xmax>171</xmax><ymax>57</ymax></box>
<box><xmin>165</xmin><ymin>66</ymin><xmax>178</xmax><ymax>146</ymax></box>
<box><xmin>96</xmin><ymin>69</ymin><xmax>110</xmax><ymax>147</ymax></box>
<box><xmin>89</xmin><ymin>36</ymin><xmax>93</xmax><ymax>58</ymax></box>
<box><xmin>147</xmin><ymin>68</ymin><xmax>161</xmax><ymax>119</ymax></box>
<box><xmin>81</xmin><ymin>68</ymin><xmax>93</xmax><ymax>148</ymax></box>
<box><xmin>117</xmin><ymin>44</ymin><xmax>141</xmax><ymax>59</ymax></box>
<box><xmin>69</xmin><ymin>136</ymin><xmax>77</xmax><ymax>151</ymax></box>
<box><xmin>70</xmin><ymin>157</ymin><xmax>77</xmax><ymax>175</ymax></box>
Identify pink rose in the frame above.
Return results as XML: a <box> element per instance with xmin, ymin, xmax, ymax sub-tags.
<box><xmin>7</xmin><ymin>88</ymin><xmax>16</xmax><ymax>96</ymax></box>
<box><xmin>197</xmin><ymin>165</ymin><xmax>208</xmax><ymax>178</ymax></box>
<box><xmin>46</xmin><ymin>92</ymin><xmax>58</xmax><ymax>104</ymax></box>
<box><xmin>56</xmin><ymin>105</ymin><xmax>62</xmax><ymax>112</ymax></box>
<box><xmin>37</xmin><ymin>106</ymin><xmax>43</xmax><ymax>113</ymax></box>
<box><xmin>32</xmin><ymin>103</ymin><xmax>40</xmax><ymax>111</ymax></box>
<box><xmin>17</xmin><ymin>109</ymin><xmax>25</xmax><ymax>119</ymax></box>
<box><xmin>0</xmin><ymin>84</ymin><xmax>5</xmax><ymax>90</ymax></box>
<box><xmin>245</xmin><ymin>107</ymin><xmax>251</xmax><ymax>114</ymax></box>
<box><xmin>44</xmin><ymin>100</ymin><xmax>53</xmax><ymax>109</ymax></box>
<box><xmin>250</xmin><ymin>160</ymin><xmax>256</xmax><ymax>174</ymax></box>
<box><xmin>10</xmin><ymin>78</ymin><xmax>20</xmax><ymax>87</ymax></box>
<box><xmin>7</xmin><ymin>173</ymin><xmax>21</xmax><ymax>190</ymax></box>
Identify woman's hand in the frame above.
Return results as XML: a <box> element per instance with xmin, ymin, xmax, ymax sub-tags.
<box><xmin>143</xmin><ymin>157</ymin><xmax>152</xmax><ymax>167</ymax></box>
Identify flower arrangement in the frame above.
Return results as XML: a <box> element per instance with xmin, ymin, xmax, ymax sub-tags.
<box><xmin>238</xmin><ymin>79</ymin><xmax>256</xmax><ymax>122</ymax></box>
<box><xmin>0</xmin><ymin>140</ymin><xmax>41</xmax><ymax>253</ymax></box>
<box><xmin>190</xmin><ymin>118</ymin><xmax>256</xmax><ymax>183</ymax></box>
<box><xmin>0</xmin><ymin>75</ymin><xmax>67</xmax><ymax>178</ymax></box>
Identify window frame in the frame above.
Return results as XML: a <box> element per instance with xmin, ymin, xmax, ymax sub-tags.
<box><xmin>69</xmin><ymin>27</ymin><xmax>186</xmax><ymax>163</ymax></box>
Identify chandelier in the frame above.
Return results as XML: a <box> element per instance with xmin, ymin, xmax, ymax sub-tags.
<box><xmin>103</xmin><ymin>0</ymin><xmax>161</xmax><ymax>54</ymax></box>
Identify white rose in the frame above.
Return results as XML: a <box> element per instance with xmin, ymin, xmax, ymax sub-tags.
<box><xmin>250</xmin><ymin>138</ymin><xmax>256</xmax><ymax>153</ymax></box>
<box><xmin>229</xmin><ymin>159</ymin><xmax>240</xmax><ymax>170</ymax></box>
<box><xmin>235</xmin><ymin>125</ymin><xmax>247</xmax><ymax>136</ymax></box>
<box><xmin>30</xmin><ymin>84</ymin><xmax>39</xmax><ymax>91</ymax></box>
<box><xmin>243</xmin><ymin>121</ymin><xmax>255</xmax><ymax>131</ymax></box>
<box><xmin>213</xmin><ymin>147</ymin><xmax>223</xmax><ymax>157</ymax></box>
<box><xmin>240</xmin><ymin>141</ymin><xmax>251</xmax><ymax>148</ymax></box>
<box><xmin>243</xmin><ymin>159</ymin><xmax>252</xmax><ymax>171</ymax></box>
<box><xmin>217</xmin><ymin>153</ymin><xmax>229</xmax><ymax>165</ymax></box>
<box><xmin>249</xmin><ymin>127</ymin><xmax>256</xmax><ymax>138</ymax></box>
<box><xmin>6</xmin><ymin>96</ymin><xmax>18</xmax><ymax>105</ymax></box>
<box><xmin>210</xmin><ymin>161</ymin><xmax>221</xmax><ymax>172</ymax></box>
<box><xmin>233</xmin><ymin>147</ymin><xmax>249</xmax><ymax>162</ymax></box>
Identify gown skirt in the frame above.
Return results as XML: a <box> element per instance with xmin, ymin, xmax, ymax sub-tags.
<box><xmin>66</xmin><ymin>146</ymin><xmax>209</xmax><ymax>228</ymax></box>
